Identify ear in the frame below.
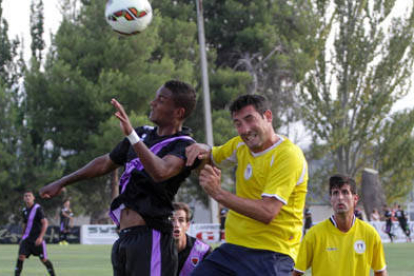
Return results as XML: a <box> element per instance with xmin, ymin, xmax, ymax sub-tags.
<box><xmin>354</xmin><ymin>194</ymin><xmax>359</xmax><ymax>208</ymax></box>
<box><xmin>175</xmin><ymin>107</ymin><xmax>185</xmax><ymax>120</ymax></box>
<box><xmin>264</xmin><ymin>109</ymin><xmax>273</xmax><ymax>122</ymax></box>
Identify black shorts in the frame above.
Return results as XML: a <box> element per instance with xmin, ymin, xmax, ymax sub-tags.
<box><xmin>18</xmin><ymin>238</ymin><xmax>48</xmax><ymax>260</ymax></box>
<box><xmin>111</xmin><ymin>226</ymin><xmax>177</xmax><ymax>276</ymax></box>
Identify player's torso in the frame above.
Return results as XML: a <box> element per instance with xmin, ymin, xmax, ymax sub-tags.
<box><xmin>311</xmin><ymin>220</ymin><xmax>376</xmax><ymax>276</ymax></box>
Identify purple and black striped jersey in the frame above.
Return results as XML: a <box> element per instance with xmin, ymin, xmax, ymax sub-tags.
<box><xmin>21</xmin><ymin>204</ymin><xmax>45</xmax><ymax>241</ymax></box>
<box><xmin>109</xmin><ymin>126</ymin><xmax>198</xmax><ymax>233</ymax></box>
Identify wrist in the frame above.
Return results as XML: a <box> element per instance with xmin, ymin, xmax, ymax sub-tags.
<box><xmin>127</xmin><ymin>130</ymin><xmax>141</xmax><ymax>145</ymax></box>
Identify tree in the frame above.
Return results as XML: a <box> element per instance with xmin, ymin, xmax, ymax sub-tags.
<box><xmin>300</xmin><ymin>0</ymin><xmax>414</xmax><ymax>201</ymax></box>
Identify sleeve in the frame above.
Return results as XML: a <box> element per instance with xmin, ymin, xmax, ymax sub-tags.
<box><xmin>109</xmin><ymin>127</ymin><xmax>146</xmax><ymax>165</ymax></box>
<box><xmin>211</xmin><ymin>137</ymin><xmax>241</xmax><ymax>168</ymax></box>
<box><xmin>294</xmin><ymin>231</ymin><xmax>314</xmax><ymax>273</ymax></box>
<box><xmin>22</xmin><ymin>209</ymin><xmax>27</xmax><ymax>224</ymax></box>
<box><xmin>371</xmin><ymin>231</ymin><xmax>387</xmax><ymax>272</ymax></box>
<box><xmin>37</xmin><ymin>206</ymin><xmax>45</xmax><ymax>220</ymax></box>
<box><xmin>263</xmin><ymin>144</ymin><xmax>307</xmax><ymax>204</ymax></box>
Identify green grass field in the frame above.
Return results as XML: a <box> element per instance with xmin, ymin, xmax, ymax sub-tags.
<box><xmin>0</xmin><ymin>243</ymin><xmax>413</xmax><ymax>275</ymax></box>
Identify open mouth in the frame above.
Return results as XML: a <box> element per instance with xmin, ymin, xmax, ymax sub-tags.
<box><xmin>243</xmin><ymin>133</ymin><xmax>257</xmax><ymax>142</ymax></box>
<box><xmin>173</xmin><ymin>229</ymin><xmax>180</xmax><ymax>237</ymax></box>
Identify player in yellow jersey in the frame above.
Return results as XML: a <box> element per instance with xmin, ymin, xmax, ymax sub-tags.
<box><xmin>292</xmin><ymin>174</ymin><xmax>387</xmax><ymax>276</ymax></box>
<box><xmin>186</xmin><ymin>94</ymin><xmax>308</xmax><ymax>276</ymax></box>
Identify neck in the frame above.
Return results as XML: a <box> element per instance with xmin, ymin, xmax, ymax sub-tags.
<box><xmin>26</xmin><ymin>202</ymin><xmax>34</xmax><ymax>208</ymax></box>
<box><xmin>176</xmin><ymin>236</ymin><xmax>187</xmax><ymax>253</ymax></box>
<box><xmin>333</xmin><ymin>213</ymin><xmax>354</xmax><ymax>232</ymax></box>
<box><xmin>156</xmin><ymin>124</ymin><xmax>182</xmax><ymax>136</ymax></box>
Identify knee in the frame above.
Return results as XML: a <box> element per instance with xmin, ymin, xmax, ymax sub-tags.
<box><xmin>18</xmin><ymin>255</ymin><xmax>26</xmax><ymax>261</ymax></box>
<box><xmin>41</xmin><ymin>258</ymin><xmax>48</xmax><ymax>263</ymax></box>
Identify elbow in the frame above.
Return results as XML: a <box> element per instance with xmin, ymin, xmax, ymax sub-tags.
<box><xmin>261</xmin><ymin>215</ymin><xmax>275</xmax><ymax>225</ymax></box>
<box><xmin>149</xmin><ymin>170</ymin><xmax>170</xmax><ymax>183</ymax></box>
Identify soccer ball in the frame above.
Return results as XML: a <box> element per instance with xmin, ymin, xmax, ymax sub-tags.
<box><xmin>105</xmin><ymin>0</ymin><xmax>153</xmax><ymax>35</ymax></box>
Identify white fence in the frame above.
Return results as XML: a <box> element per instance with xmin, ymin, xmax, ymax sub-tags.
<box><xmin>80</xmin><ymin>221</ymin><xmax>413</xmax><ymax>244</ymax></box>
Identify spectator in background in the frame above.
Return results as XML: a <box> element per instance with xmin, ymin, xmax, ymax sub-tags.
<box><xmin>383</xmin><ymin>205</ymin><xmax>396</xmax><ymax>243</ymax></box>
<box><xmin>59</xmin><ymin>198</ymin><xmax>74</xmax><ymax>245</ymax></box>
<box><xmin>371</xmin><ymin>208</ymin><xmax>381</xmax><ymax>222</ymax></box>
<box><xmin>303</xmin><ymin>206</ymin><xmax>313</xmax><ymax>235</ymax></box>
<box><xmin>172</xmin><ymin>202</ymin><xmax>212</xmax><ymax>276</ymax></box>
<box><xmin>293</xmin><ymin>174</ymin><xmax>387</xmax><ymax>276</ymax></box>
<box><xmin>395</xmin><ymin>205</ymin><xmax>411</xmax><ymax>242</ymax></box>
<box><xmin>219</xmin><ymin>207</ymin><xmax>228</xmax><ymax>241</ymax></box>
<box><xmin>14</xmin><ymin>191</ymin><xmax>56</xmax><ymax>276</ymax></box>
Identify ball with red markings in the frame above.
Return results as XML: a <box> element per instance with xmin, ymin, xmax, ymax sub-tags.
<box><xmin>105</xmin><ymin>0</ymin><xmax>153</xmax><ymax>35</ymax></box>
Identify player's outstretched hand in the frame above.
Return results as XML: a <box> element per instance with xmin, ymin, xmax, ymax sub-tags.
<box><xmin>111</xmin><ymin>98</ymin><xmax>133</xmax><ymax>136</ymax></box>
<box><xmin>39</xmin><ymin>181</ymin><xmax>65</xmax><ymax>199</ymax></box>
<box><xmin>185</xmin><ymin>143</ymin><xmax>211</xmax><ymax>167</ymax></box>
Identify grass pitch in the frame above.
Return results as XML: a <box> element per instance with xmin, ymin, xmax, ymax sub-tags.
<box><xmin>0</xmin><ymin>243</ymin><xmax>413</xmax><ymax>275</ymax></box>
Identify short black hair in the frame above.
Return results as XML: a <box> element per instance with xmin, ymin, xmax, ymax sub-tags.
<box><xmin>164</xmin><ymin>80</ymin><xmax>196</xmax><ymax>120</ymax></box>
<box><xmin>229</xmin><ymin>94</ymin><xmax>270</xmax><ymax>116</ymax></box>
<box><xmin>172</xmin><ymin>202</ymin><xmax>192</xmax><ymax>221</ymax></box>
<box><xmin>329</xmin><ymin>174</ymin><xmax>357</xmax><ymax>195</ymax></box>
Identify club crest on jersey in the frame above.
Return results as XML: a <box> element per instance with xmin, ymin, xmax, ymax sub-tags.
<box><xmin>191</xmin><ymin>257</ymin><xmax>200</xmax><ymax>266</ymax></box>
<box><xmin>244</xmin><ymin>163</ymin><xmax>253</xmax><ymax>180</ymax></box>
<box><xmin>354</xmin><ymin>240</ymin><xmax>366</xmax><ymax>254</ymax></box>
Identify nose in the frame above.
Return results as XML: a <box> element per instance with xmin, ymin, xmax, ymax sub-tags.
<box><xmin>237</xmin><ymin>122</ymin><xmax>250</xmax><ymax>135</ymax></box>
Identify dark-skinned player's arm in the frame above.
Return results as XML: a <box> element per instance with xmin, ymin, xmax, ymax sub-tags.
<box><xmin>111</xmin><ymin>98</ymin><xmax>185</xmax><ymax>182</ymax></box>
<box><xmin>39</xmin><ymin>154</ymin><xmax>119</xmax><ymax>199</ymax></box>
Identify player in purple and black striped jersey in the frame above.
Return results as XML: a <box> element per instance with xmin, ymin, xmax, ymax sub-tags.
<box><xmin>172</xmin><ymin>202</ymin><xmax>212</xmax><ymax>276</ymax></box>
<box><xmin>14</xmin><ymin>191</ymin><xmax>56</xmax><ymax>276</ymax></box>
<box><xmin>40</xmin><ymin>80</ymin><xmax>198</xmax><ymax>276</ymax></box>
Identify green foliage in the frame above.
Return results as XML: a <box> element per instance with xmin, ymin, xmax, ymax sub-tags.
<box><xmin>300</xmin><ymin>0</ymin><xmax>414</xmax><ymax>201</ymax></box>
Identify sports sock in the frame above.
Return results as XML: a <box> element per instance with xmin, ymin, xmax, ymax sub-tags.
<box><xmin>42</xmin><ymin>260</ymin><xmax>56</xmax><ymax>276</ymax></box>
<box><xmin>14</xmin><ymin>259</ymin><xmax>23</xmax><ymax>276</ymax></box>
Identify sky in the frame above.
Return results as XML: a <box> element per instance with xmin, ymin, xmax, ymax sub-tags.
<box><xmin>2</xmin><ymin>0</ymin><xmax>413</xmax><ymax>113</ymax></box>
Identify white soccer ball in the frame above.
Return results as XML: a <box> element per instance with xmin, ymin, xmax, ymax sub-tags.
<box><xmin>105</xmin><ymin>0</ymin><xmax>153</xmax><ymax>35</ymax></box>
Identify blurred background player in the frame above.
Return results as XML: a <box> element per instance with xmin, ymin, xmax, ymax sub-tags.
<box><xmin>303</xmin><ymin>205</ymin><xmax>313</xmax><ymax>235</ymax></box>
<box><xmin>59</xmin><ymin>198</ymin><xmax>74</xmax><ymax>245</ymax></box>
<box><xmin>14</xmin><ymin>191</ymin><xmax>56</xmax><ymax>276</ymax></box>
<box><xmin>395</xmin><ymin>205</ymin><xmax>411</xmax><ymax>242</ymax></box>
<box><xmin>383</xmin><ymin>205</ymin><xmax>396</xmax><ymax>243</ymax></box>
<box><xmin>172</xmin><ymin>202</ymin><xmax>212</xmax><ymax>276</ymax></box>
<box><xmin>293</xmin><ymin>174</ymin><xmax>387</xmax><ymax>276</ymax></box>
<box><xmin>40</xmin><ymin>80</ymin><xmax>198</xmax><ymax>276</ymax></box>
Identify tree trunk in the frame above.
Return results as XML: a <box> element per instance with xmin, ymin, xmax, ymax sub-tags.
<box><xmin>361</xmin><ymin>168</ymin><xmax>386</xmax><ymax>221</ymax></box>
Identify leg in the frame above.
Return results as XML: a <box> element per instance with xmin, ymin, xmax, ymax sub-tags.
<box><xmin>14</xmin><ymin>255</ymin><xmax>25</xmax><ymax>276</ymax></box>
<box><xmin>41</xmin><ymin>258</ymin><xmax>56</xmax><ymax>276</ymax></box>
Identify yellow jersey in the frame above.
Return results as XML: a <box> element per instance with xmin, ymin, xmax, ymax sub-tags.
<box><xmin>212</xmin><ymin>135</ymin><xmax>308</xmax><ymax>260</ymax></box>
<box><xmin>294</xmin><ymin>216</ymin><xmax>387</xmax><ymax>275</ymax></box>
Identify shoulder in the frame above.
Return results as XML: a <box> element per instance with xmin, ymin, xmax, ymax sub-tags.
<box><xmin>305</xmin><ymin>219</ymin><xmax>330</xmax><ymax>237</ymax></box>
<box><xmin>357</xmin><ymin>219</ymin><xmax>380</xmax><ymax>234</ymax></box>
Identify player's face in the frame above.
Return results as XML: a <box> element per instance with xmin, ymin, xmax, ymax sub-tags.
<box><xmin>330</xmin><ymin>184</ymin><xmax>358</xmax><ymax>215</ymax></box>
<box><xmin>171</xmin><ymin>209</ymin><xmax>190</xmax><ymax>241</ymax></box>
<box><xmin>23</xmin><ymin>192</ymin><xmax>35</xmax><ymax>205</ymax></box>
<box><xmin>232</xmin><ymin>105</ymin><xmax>273</xmax><ymax>153</ymax></box>
<box><xmin>149</xmin><ymin>86</ymin><xmax>181</xmax><ymax>127</ymax></box>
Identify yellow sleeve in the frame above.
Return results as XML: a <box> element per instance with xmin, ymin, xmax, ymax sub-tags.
<box><xmin>263</xmin><ymin>144</ymin><xmax>306</xmax><ymax>204</ymax></box>
<box><xmin>294</xmin><ymin>231</ymin><xmax>313</xmax><ymax>273</ymax></box>
<box><xmin>371</xmin><ymin>231</ymin><xmax>387</xmax><ymax>272</ymax></box>
<box><xmin>212</xmin><ymin>137</ymin><xmax>242</xmax><ymax>167</ymax></box>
